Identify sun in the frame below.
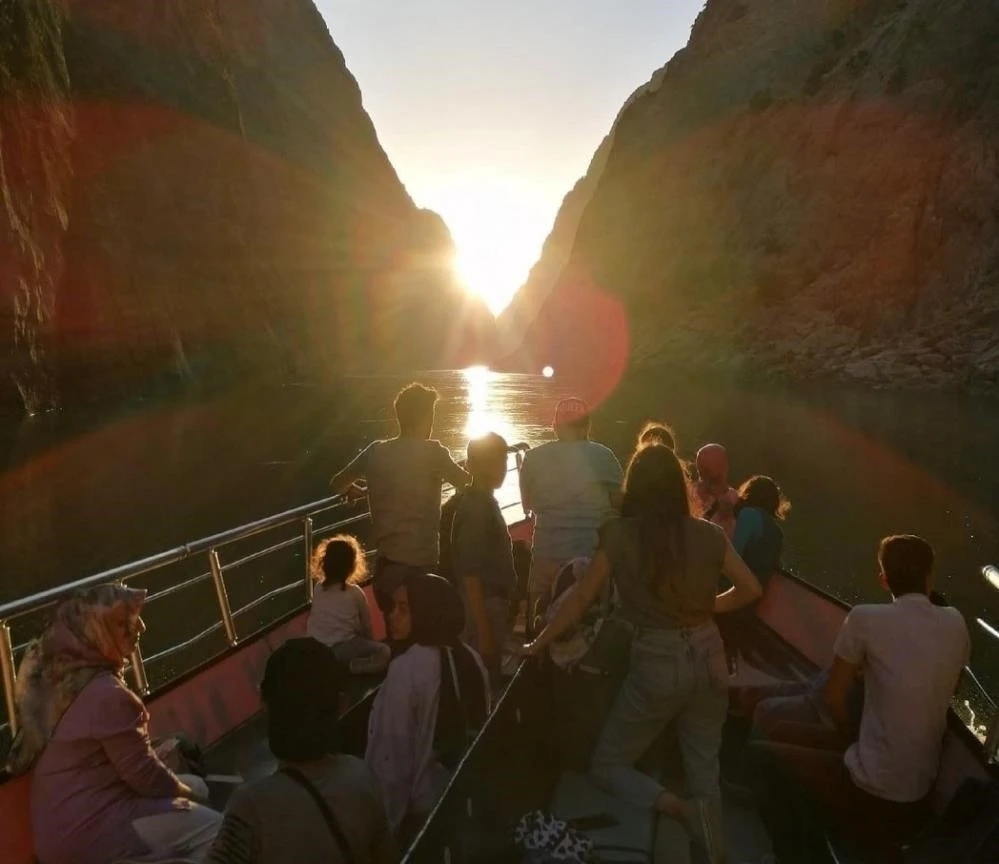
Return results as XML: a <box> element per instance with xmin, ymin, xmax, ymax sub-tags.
<box><xmin>428</xmin><ymin>174</ymin><xmax>551</xmax><ymax>316</ymax></box>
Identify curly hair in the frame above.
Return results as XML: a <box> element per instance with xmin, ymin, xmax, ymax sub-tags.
<box><xmin>310</xmin><ymin>534</ymin><xmax>368</xmax><ymax>589</ymax></box>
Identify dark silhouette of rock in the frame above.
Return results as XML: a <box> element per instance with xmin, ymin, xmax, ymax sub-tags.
<box><xmin>0</xmin><ymin>0</ymin><xmax>493</xmax><ymax>414</ymax></box>
<box><xmin>502</xmin><ymin>0</ymin><xmax>999</xmax><ymax>391</ymax></box>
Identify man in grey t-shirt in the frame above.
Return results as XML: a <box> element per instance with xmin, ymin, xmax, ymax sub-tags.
<box><xmin>519</xmin><ymin>397</ymin><xmax>623</xmax><ymax>628</ymax></box>
<box><xmin>331</xmin><ymin>383</ymin><xmax>469</xmax><ymax>616</ymax></box>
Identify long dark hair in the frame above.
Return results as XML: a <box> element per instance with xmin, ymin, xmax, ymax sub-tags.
<box><xmin>736</xmin><ymin>475</ymin><xmax>791</xmax><ymax>520</ymax></box>
<box><xmin>404</xmin><ymin>574</ymin><xmax>487</xmax><ymax>769</ymax></box>
<box><xmin>621</xmin><ymin>444</ymin><xmax>693</xmax><ymax>598</ymax></box>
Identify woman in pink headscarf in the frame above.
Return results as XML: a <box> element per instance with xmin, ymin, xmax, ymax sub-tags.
<box><xmin>6</xmin><ymin>584</ymin><xmax>221</xmax><ymax>864</ymax></box>
<box><xmin>693</xmin><ymin>444</ymin><xmax>739</xmax><ymax>539</ymax></box>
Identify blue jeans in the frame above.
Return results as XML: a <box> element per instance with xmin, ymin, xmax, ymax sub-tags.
<box><xmin>590</xmin><ymin>622</ymin><xmax>729</xmax><ymax>809</ymax></box>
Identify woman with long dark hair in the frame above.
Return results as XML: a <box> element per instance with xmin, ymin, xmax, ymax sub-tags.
<box><xmin>525</xmin><ymin>445</ymin><xmax>761</xmax><ymax>864</ymax></box>
<box><xmin>732</xmin><ymin>475</ymin><xmax>790</xmax><ymax>585</ymax></box>
<box><xmin>365</xmin><ymin>574</ymin><xmax>489</xmax><ymax>840</ymax></box>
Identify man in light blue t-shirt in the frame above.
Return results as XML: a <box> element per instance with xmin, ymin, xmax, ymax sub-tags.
<box><xmin>519</xmin><ymin>397</ymin><xmax>623</xmax><ymax>628</ymax></box>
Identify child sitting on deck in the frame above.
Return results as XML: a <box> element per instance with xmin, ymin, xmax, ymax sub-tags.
<box><xmin>307</xmin><ymin>536</ymin><xmax>390</xmax><ymax>676</ymax></box>
<box><xmin>693</xmin><ymin>443</ymin><xmax>739</xmax><ymax>539</ymax></box>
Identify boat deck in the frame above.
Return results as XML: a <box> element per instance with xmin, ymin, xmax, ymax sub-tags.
<box><xmin>200</xmin><ymin>625</ymin><xmax>808</xmax><ymax>862</ymax></box>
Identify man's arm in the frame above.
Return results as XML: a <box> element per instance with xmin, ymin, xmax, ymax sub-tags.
<box><xmin>439</xmin><ymin>445</ymin><xmax>471</xmax><ymax>489</ymax></box>
<box><xmin>823</xmin><ymin>654</ymin><xmax>861</xmax><ymax>740</ymax></box>
<box><xmin>463</xmin><ymin>576</ymin><xmax>495</xmax><ymax>659</ymax></box>
<box><xmin>600</xmin><ymin>447</ymin><xmax>624</xmax><ymax>511</ymax></box>
<box><xmin>519</xmin><ymin>457</ymin><xmax>533</xmax><ymax>515</ymax></box>
<box><xmin>330</xmin><ymin>446</ymin><xmax>370</xmax><ymax>495</ymax></box>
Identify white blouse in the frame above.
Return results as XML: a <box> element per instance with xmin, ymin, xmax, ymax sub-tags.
<box><xmin>364</xmin><ymin>643</ymin><xmax>489</xmax><ymax>835</ymax></box>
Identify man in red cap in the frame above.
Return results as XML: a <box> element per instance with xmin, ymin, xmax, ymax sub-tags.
<box><xmin>519</xmin><ymin>397</ymin><xmax>623</xmax><ymax>629</ymax></box>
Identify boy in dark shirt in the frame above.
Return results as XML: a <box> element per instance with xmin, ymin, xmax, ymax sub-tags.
<box><xmin>451</xmin><ymin>433</ymin><xmax>516</xmax><ymax>682</ymax></box>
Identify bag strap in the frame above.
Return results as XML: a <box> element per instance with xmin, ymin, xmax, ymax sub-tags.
<box><xmin>281</xmin><ymin>766</ymin><xmax>356</xmax><ymax>864</ymax></box>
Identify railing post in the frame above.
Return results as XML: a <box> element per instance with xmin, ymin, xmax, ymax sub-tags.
<box><xmin>0</xmin><ymin>621</ymin><xmax>18</xmax><ymax>737</ymax></box>
<box><xmin>304</xmin><ymin>516</ymin><xmax>315</xmax><ymax>603</ymax></box>
<box><xmin>130</xmin><ymin>645</ymin><xmax>150</xmax><ymax>696</ymax></box>
<box><xmin>209</xmin><ymin>549</ymin><xmax>238</xmax><ymax>646</ymax></box>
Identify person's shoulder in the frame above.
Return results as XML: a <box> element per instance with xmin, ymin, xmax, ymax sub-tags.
<box><xmin>84</xmin><ymin>671</ymin><xmax>142</xmax><ymax>710</ymax></box>
<box><xmin>689</xmin><ymin>516</ymin><xmax>727</xmax><ymax>541</ymax></box>
<box><xmin>585</xmin><ymin>440</ymin><xmax>618</xmax><ymax>458</ymax></box>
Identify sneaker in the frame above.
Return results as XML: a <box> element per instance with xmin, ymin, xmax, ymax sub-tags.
<box><xmin>681</xmin><ymin>796</ymin><xmax>725</xmax><ymax>864</ymax></box>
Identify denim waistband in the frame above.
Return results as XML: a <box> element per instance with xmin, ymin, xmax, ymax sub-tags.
<box><xmin>627</xmin><ymin>620</ymin><xmax>721</xmax><ymax>649</ymax></box>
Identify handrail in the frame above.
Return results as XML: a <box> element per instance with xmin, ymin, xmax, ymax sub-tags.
<box><xmin>0</xmin><ymin>444</ymin><xmax>530</xmax><ymax>736</ymax></box>
<box><xmin>0</xmin><ymin>494</ymin><xmax>347</xmax><ymax>622</ymax></box>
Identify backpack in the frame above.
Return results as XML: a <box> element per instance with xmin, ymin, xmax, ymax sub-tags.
<box><xmin>514</xmin><ymin>810</ymin><xmax>596</xmax><ymax>863</ymax></box>
<box><xmin>546</xmin><ymin>559</ymin><xmax>631</xmax><ymax>678</ymax></box>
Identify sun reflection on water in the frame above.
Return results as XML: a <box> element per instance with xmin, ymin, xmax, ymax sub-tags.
<box><xmin>462</xmin><ymin>366</ymin><xmax>517</xmax><ymax>443</ymax></box>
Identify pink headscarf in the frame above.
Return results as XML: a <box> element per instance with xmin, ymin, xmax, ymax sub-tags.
<box><xmin>6</xmin><ymin>584</ymin><xmax>146</xmax><ymax>775</ymax></box>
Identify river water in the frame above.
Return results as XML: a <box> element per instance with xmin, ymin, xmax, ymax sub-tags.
<box><xmin>2</xmin><ymin>368</ymin><xmax>999</xmax><ymax>692</ymax></box>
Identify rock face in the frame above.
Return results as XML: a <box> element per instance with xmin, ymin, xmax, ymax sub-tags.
<box><xmin>502</xmin><ymin>0</ymin><xmax>999</xmax><ymax>391</ymax></box>
<box><xmin>0</xmin><ymin>0</ymin><xmax>492</xmax><ymax>414</ymax></box>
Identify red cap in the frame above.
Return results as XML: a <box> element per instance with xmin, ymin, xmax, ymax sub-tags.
<box><xmin>554</xmin><ymin>397</ymin><xmax>589</xmax><ymax>428</ymax></box>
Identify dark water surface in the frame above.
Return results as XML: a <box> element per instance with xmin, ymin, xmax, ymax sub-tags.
<box><xmin>2</xmin><ymin>368</ymin><xmax>999</xmax><ymax>691</ymax></box>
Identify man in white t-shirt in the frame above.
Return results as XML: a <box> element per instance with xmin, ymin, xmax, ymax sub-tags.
<box><xmin>518</xmin><ymin>397</ymin><xmax>623</xmax><ymax>628</ymax></box>
<box><xmin>331</xmin><ymin>383</ymin><xmax>469</xmax><ymax>616</ymax></box>
<box><xmin>747</xmin><ymin>534</ymin><xmax>970</xmax><ymax>860</ymax></box>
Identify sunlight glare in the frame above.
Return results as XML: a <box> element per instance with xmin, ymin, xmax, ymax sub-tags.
<box><xmin>542</xmin><ymin>366</ymin><xmax>554</xmax><ymax>378</ymax></box>
<box><xmin>430</xmin><ymin>175</ymin><xmax>552</xmax><ymax>316</ymax></box>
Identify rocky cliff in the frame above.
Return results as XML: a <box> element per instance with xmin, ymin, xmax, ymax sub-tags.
<box><xmin>0</xmin><ymin>0</ymin><xmax>492</xmax><ymax>414</ymax></box>
<box><xmin>503</xmin><ymin>0</ymin><xmax>999</xmax><ymax>391</ymax></box>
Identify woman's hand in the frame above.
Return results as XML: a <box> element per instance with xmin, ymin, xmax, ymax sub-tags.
<box><xmin>178</xmin><ymin>774</ymin><xmax>211</xmax><ymax>804</ymax></box>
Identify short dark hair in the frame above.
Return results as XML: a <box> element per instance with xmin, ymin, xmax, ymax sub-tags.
<box><xmin>394</xmin><ymin>383</ymin><xmax>438</xmax><ymax>434</ymax></box>
<box><xmin>878</xmin><ymin>534</ymin><xmax>934</xmax><ymax>597</ymax></box>
<box><xmin>638</xmin><ymin>421</ymin><xmax>677</xmax><ymax>453</ymax></box>
<box><xmin>261</xmin><ymin>638</ymin><xmax>343</xmax><ymax>761</ymax></box>
<box><xmin>466</xmin><ymin>432</ymin><xmax>508</xmax><ymax>477</ymax></box>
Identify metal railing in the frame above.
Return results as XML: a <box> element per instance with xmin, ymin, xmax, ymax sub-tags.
<box><xmin>0</xmin><ymin>446</ymin><xmax>531</xmax><ymax>738</ymax></box>
<box><xmin>0</xmin><ymin>493</ymin><xmax>365</xmax><ymax>737</ymax></box>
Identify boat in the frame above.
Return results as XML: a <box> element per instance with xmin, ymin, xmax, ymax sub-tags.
<box><xmin>1</xmin><ymin>445</ymin><xmax>997</xmax><ymax>863</ymax></box>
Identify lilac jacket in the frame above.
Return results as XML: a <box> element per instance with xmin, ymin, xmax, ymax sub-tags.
<box><xmin>31</xmin><ymin>671</ymin><xmax>187</xmax><ymax>864</ymax></box>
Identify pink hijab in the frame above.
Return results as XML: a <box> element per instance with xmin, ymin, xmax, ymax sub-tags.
<box><xmin>6</xmin><ymin>584</ymin><xmax>146</xmax><ymax>775</ymax></box>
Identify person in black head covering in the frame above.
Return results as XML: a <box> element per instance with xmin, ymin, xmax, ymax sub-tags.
<box><xmin>207</xmin><ymin>639</ymin><xmax>397</xmax><ymax>864</ymax></box>
<box><xmin>364</xmin><ymin>574</ymin><xmax>489</xmax><ymax>840</ymax></box>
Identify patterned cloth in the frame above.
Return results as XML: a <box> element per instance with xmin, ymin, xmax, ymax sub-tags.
<box><xmin>6</xmin><ymin>583</ymin><xmax>146</xmax><ymax>775</ymax></box>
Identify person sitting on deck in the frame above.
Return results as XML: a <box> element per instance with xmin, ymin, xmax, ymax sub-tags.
<box><xmin>519</xmin><ymin>397</ymin><xmax>624</xmax><ymax>626</ymax></box>
<box><xmin>307</xmin><ymin>535</ymin><xmax>390</xmax><ymax>676</ymax></box>
<box><xmin>746</xmin><ymin>534</ymin><xmax>970</xmax><ymax>861</ymax></box>
<box><xmin>636</xmin><ymin>420</ymin><xmax>678</xmax><ymax>453</ymax></box>
<box><xmin>6</xmin><ymin>584</ymin><xmax>221</xmax><ymax>864</ymax></box>
<box><xmin>329</xmin><ymin>383</ymin><xmax>470</xmax><ymax>618</ymax></box>
<box><xmin>207</xmin><ymin>638</ymin><xmax>397</xmax><ymax>864</ymax></box>
<box><xmin>523</xmin><ymin>444</ymin><xmax>763</xmax><ymax>864</ymax></box>
<box><xmin>693</xmin><ymin>443</ymin><xmax>739</xmax><ymax>539</ymax></box>
<box><xmin>451</xmin><ymin>432</ymin><xmax>517</xmax><ymax>685</ymax></box>
<box><xmin>716</xmin><ymin>476</ymin><xmax>791</xmax><ymax>671</ymax></box>
<box><xmin>365</xmin><ymin>574</ymin><xmax>489</xmax><ymax>842</ymax></box>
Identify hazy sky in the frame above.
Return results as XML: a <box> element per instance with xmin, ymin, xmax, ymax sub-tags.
<box><xmin>316</xmin><ymin>0</ymin><xmax>704</xmax><ymax>312</ymax></box>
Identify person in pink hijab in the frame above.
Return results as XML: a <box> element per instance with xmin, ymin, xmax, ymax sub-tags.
<box><xmin>694</xmin><ymin>444</ymin><xmax>739</xmax><ymax>539</ymax></box>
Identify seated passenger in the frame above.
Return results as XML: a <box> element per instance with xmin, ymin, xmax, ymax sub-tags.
<box><xmin>716</xmin><ymin>475</ymin><xmax>791</xmax><ymax>669</ymax></box>
<box><xmin>6</xmin><ymin>585</ymin><xmax>220</xmax><ymax>864</ymax></box>
<box><xmin>207</xmin><ymin>638</ymin><xmax>397</xmax><ymax>864</ymax></box>
<box><xmin>365</xmin><ymin>574</ymin><xmax>489</xmax><ymax>841</ymax></box>
<box><xmin>747</xmin><ymin>535</ymin><xmax>970</xmax><ymax>860</ymax></box>
<box><xmin>636</xmin><ymin>420</ymin><xmax>677</xmax><ymax>453</ymax></box>
<box><xmin>329</xmin><ymin>383</ymin><xmax>470</xmax><ymax>617</ymax></box>
<box><xmin>692</xmin><ymin>443</ymin><xmax>739</xmax><ymax>539</ymax></box>
<box><xmin>451</xmin><ymin>432</ymin><xmax>517</xmax><ymax>684</ymax></box>
<box><xmin>307</xmin><ymin>535</ymin><xmax>390</xmax><ymax>675</ymax></box>
<box><xmin>524</xmin><ymin>445</ymin><xmax>762</xmax><ymax>864</ymax></box>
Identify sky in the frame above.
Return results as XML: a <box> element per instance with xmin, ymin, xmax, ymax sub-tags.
<box><xmin>316</xmin><ymin>0</ymin><xmax>705</xmax><ymax>314</ymax></box>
